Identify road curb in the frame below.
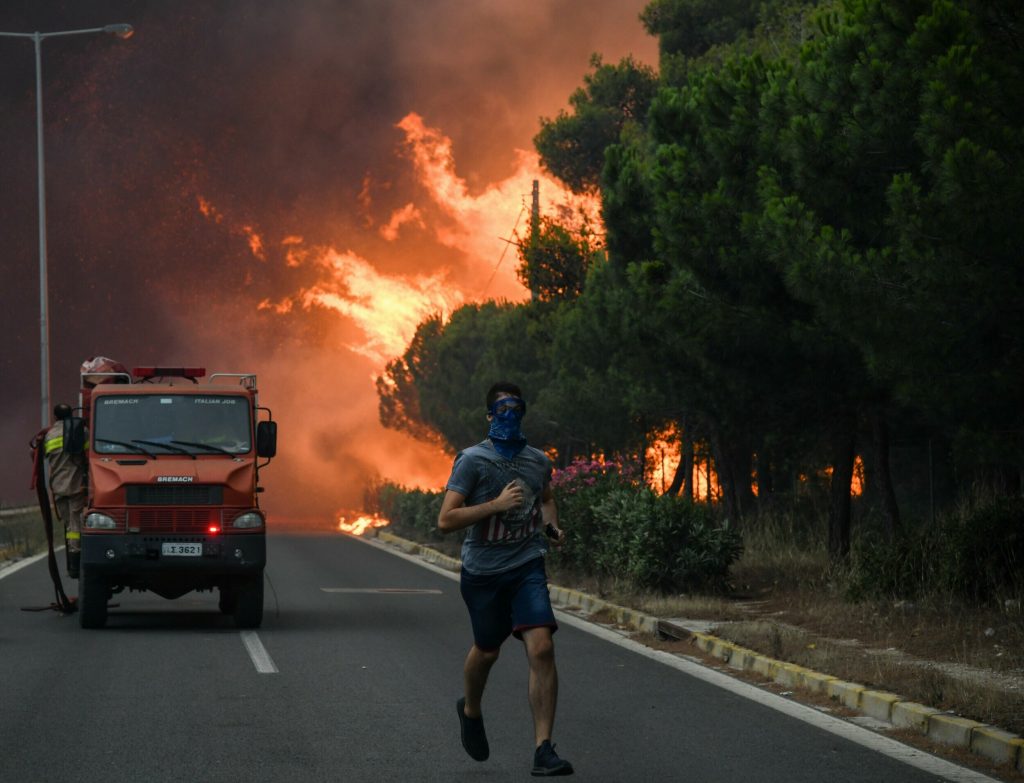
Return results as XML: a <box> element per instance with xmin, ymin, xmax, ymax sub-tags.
<box><xmin>368</xmin><ymin>528</ymin><xmax>1023</xmax><ymax>773</ymax></box>
<box><xmin>687</xmin><ymin>630</ymin><xmax>1022</xmax><ymax>771</ymax></box>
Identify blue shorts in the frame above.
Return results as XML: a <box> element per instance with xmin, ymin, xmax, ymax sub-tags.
<box><xmin>460</xmin><ymin>556</ymin><xmax>557</xmax><ymax>651</ymax></box>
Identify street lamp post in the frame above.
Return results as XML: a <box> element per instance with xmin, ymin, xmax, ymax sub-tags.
<box><xmin>0</xmin><ymin>24</ymin><xmax>133</xmax><ymax>428</ymax></box>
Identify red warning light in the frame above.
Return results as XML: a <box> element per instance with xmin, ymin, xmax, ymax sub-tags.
<box><xmin>208</xmin><ymin>524</ymin><xmax>220</xmax><ymax>534</ymax></box>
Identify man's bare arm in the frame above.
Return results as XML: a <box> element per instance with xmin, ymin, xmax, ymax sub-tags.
<box><xmin>437</xmin><ymin>482</ymin><xmax>524</xmax><ymax>533</ymax></box>
<box><xmin>540</xmin><ymin>484</ymin><xmax>566</xmax><ymax>545</ymax></box>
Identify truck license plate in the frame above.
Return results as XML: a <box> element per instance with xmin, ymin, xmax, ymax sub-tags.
<box><xmin>161</xmin><ymin>542</ymin><xmax>202</xmax><ymax>557</ymax></box>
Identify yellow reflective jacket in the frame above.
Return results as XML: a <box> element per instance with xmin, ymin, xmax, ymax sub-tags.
<box><xmin>43</xmin><ymin>421</ymin><xmax>87</xmax><ymax>497</ymax></box>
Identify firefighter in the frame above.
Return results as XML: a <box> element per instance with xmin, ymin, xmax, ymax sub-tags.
<box><xmin>43</xmin><ymin>403</ymin><xmax>88</xmax><ymax>579</ymax></box>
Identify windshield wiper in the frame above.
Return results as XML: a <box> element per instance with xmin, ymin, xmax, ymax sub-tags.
<box><xmin>170</xmin><ymin>439</ymin><xmax>235</xmax><ymax>456</ymax></box>
<box><xmin>132</xmin><ymin>439</ymin><xmax>197</xmax><ymax>459</ymax></box>
<box><xmin>94</xmin><ymin>438</ymin><xmax>155</xmax><ymax>459</ymax></box>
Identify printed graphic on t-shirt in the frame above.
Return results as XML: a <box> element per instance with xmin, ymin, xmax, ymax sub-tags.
<box><xmin>483</xmin><ymin>463</ymin><xmax>541</xmax><ymax>544</ymax></box>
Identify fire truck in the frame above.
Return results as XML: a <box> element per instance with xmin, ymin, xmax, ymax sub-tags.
<box><xmin>63</xmin><ymin>365</ymin><xmax>277</xmax><ymax>629</ymax></box>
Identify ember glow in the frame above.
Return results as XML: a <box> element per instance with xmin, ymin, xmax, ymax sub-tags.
<box><xmin>339</xmin><ymin>513</ymin><xmax>390</xmax><ymax>536</ymax></box>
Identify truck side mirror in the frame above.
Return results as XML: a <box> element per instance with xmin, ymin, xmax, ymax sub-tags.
<box><xmin>256</xmin><ymin>421</ymin><xmax>277</xmax><ymax>458</ymax></box>
<box><xmin>63</xmin><ymin>416</ymin><xmax>87</xmax><ymax>455</ymax></box>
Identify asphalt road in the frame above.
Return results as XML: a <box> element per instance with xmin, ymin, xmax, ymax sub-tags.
<box><xmin>0</xmin><ymin>532</ymin><xmax>996</xmax><ymax>782</ymax></box>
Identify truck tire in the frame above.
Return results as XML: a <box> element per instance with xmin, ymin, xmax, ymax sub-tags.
<box><xmin>218</xmin><ymin>584</ymin><xmax>238</xmax><ymax>615</ymax></box>
<box><xmin>233</xmin><ymin>574</ymin><xmax>264</xmax><ymax>629</ymax></box>
<box><xmin>78</xmin><ymin>566</ymin><xmax>108</xmax><ymax>629</ymax></box>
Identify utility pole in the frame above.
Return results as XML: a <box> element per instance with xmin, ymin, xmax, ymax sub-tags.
<box><xmin>530</xmin><ymin>180</ymin><xmax>539</xmax><ymax>301</ymax></box>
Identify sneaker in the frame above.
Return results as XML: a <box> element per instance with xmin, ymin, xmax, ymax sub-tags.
<box><xmin>531</xmin><ymin>740</ymin><xmax>573</xmax><ymax>776</ymax></box>
<box><xmin>456</xmin><ymin>697</ymin><xmax>489</xmax><ymax>761</ymax></box>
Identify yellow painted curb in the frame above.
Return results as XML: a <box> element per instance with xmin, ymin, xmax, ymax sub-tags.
<box><xmin>774</xmin><ymin>662</ymin><xmax>807</xmax><ymax>688</ymax></box>
<box><xmin>799</xmin><ymin>670</ymin><xmax>837</xmax><ymax>694</ymax></box>
<box><xmin>826</xmin><ymin>680</ymin><xmax>865</xmax><ymax>710</ymax></box>
<box><xmin>928</xmin><ymin>714</ymin><xmax>987</xmax><ymax>747</ymax></box>
<box><xmin>891</xmin><ymin>701</ymin><xmax>940</xmax><ymax>734</ymax></box>
<box><xmin>860</xmin><ymin>690</ymin><xmax>901</xmax><ymax>723</ymax></box>
<box><xmin>971</xmin><ymin>727</ymin><xmax>1024</xmax><ymax>767</ymax></box>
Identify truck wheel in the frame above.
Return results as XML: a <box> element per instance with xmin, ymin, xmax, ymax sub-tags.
<box><xmin>218</xmin><ymin>584</ymin><xmax>238</xmax><ymax>614</ymax></box>
<box><xmin>233</xmin><ymin>575</ymin><xmax>264</xmax><ymax>629</ymax></box>
<box><xmin>78</xmin><ymin>566</ymin><xmax>108</xmax><ymax>629</ymax></box>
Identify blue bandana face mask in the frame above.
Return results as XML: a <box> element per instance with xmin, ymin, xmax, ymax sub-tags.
<box><xmin>487</xmin><ymin>397</ymin><xmax>527</xmax><ymax>458</ymax></box>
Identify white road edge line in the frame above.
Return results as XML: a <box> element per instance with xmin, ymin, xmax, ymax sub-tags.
<box><xmin>240</xmin><ymin>630</ymin><xmax>278</xmax><ymax>674</ymax></box>
<box><xmin>349</xmin><ymin>533</ymin><xmax>999</xmax><ymax>783</ymax></box>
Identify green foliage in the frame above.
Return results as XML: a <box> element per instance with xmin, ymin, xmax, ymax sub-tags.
<box><xmin>843</xmin><ymin>495</ymin><xmax>1024</xmax><ymax>602</ymax></box>
<box><xmin>590</xmin><ymin>488</ymin><xmax>743</xmax><ymax>592</ymax></box>
<box><xmin>548</xmin><ymin>458</ymin><xmax>742</xmax><ymax>592</ymax></box>
<box><xmin>377</xmin><ymin>302</ymin><xmax>562</xmax><ymax>453</ymax></box>
<box><xmin>640</xmin><ymin>0</ymin><xmax>760</xmax><ymax>59</ymax></box>
<box><xmin>374</xmin><ymin>481</ymin><xmax>448</xmax><ymax>543</ymax></box>
<box><xmin>548</xmin><ymin>457</ymin><xmax>641</xmax><ymax>572</ymax></box>
<box><xmin>517</xmin><ymin>212</ymin><xmax>602</xmax><ymax>302</ymax></box>
<box><xmin>534</xmin><ymin>54</ymin><xmax>658</xmax><ymax>193</ymax></box>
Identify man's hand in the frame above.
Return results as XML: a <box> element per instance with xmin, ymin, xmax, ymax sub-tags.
<box><xmin>492</xmin><ymin>480</ymin><xmax>524</xmax><ymax>512</ymax></box>
<box><xmin>544</xmin><ymin>523</ymin><xmax>566</xmax><ymax>547</ymax></box>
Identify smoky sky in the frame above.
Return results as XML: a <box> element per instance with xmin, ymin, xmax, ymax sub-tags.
<box><xmin>0</xmin><ymin>1</ymin><xmax>656</xmax><ymax>518</ymax></box>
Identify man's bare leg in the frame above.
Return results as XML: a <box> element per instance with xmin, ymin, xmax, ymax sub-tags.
<box><xmin>463</xmin><ymin>644</ymin><xmax>500</xmax><ymax>718</ymax></box>
<box><xmin>522</xmin><ymin>627</ymin><xmax>558</xmax><ymax>746</ymax></box>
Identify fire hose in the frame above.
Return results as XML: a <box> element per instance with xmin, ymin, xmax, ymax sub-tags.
<box><xmin>23</xmin><ymin>429</ymin><xmax>76</xmax><ymax>614</ymax></box>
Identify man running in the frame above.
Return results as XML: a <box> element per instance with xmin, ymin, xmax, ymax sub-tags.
<box><xmin>438</xmin><ymin>381</ymin><xmax>573</xmax><ymax>777</ymax></box>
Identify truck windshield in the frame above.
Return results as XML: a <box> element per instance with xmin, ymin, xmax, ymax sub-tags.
<box><xmin>93</xmin><ymin>394</ymin><xmax>252</xmax><ymax>455</ymax></box>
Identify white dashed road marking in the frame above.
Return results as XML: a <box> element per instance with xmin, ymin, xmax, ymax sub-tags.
<box><xmin>241</xmin><ymin>630</ymin><xmax>278</xmax><ymax>674</ymax></box>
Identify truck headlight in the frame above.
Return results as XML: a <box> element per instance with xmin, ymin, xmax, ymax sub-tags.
<box><xmin>232</xmin><ymin>511</ymin><xmax>264</xmax><ymax>529</ymax></box>
<box><xmin>85</xmin><ymin>512</ymin><xmax>117</xmax><ymax>530</ymax></box>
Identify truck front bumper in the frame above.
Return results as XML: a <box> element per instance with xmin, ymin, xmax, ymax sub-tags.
<box><xmin>82</xmin><ymin>532</ymin><xmax>265</xmax><ymax>577</ymax></box>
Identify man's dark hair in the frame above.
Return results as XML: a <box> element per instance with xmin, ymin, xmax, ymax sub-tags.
<box><xmin>486</xmin><ymin>381</ymin><xmax>522</xmax><ymax>408</ymax></box>
<box><xmin>53</xmin><ymin>403</ymin><xmax>72</xmax><ymax>420</ymax></box>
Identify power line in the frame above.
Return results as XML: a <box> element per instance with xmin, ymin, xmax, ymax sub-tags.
<box><xmin>480</xmin><ymin>203</ymin><xmax>526</xmax><ymax>298</ymax></box>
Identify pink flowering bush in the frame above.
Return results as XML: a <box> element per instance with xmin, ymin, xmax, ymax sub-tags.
<box><xmin>551</xmin><ymin>457</ymin><xmax>640</xmax><ymax>493</ymax></box>
<box><xmin>549</xmin><ymin>457</ymin><xmax>640</xmax><ymax>574</ymax></box>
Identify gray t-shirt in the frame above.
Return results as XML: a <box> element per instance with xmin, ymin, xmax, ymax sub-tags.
<box><xmin>445</xmin><ymin>439</ymin><xmax>552</xmax><ymax>575</ymax></box>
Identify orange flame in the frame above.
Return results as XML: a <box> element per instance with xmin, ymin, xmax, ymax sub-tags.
<box><xmin>192</xmin><ymin>115</ymin><xmax>599</xmax><ymax>511</ymax></box>
<box><xmin>645</xmin><ymin>426</ymin><xmax>721</xmax><ymax>501</ymax></box>
<box><xmin>338</xmin><ymin>513</ymin><xmax>390</xmax><ymax>536</ymax></box>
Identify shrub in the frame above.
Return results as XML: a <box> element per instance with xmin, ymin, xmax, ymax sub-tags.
<box><xmin>589</xmin><ymin>487</ymin><xmax>743</xmax><ymax>592</ymax></box>
<box><xmin>549</xmin><ymin>457</ymin><xmax>640</xmax><ymax>574</ymax></box>
<box><xmin>375</xmin><ymin>482</ymin><xmax>447</xmax><ymax>542</ymax></box>
<box><xmin>843</xmin><ymin>495</ymin><xmax>1024</xmax><ymax>602</ymax></box>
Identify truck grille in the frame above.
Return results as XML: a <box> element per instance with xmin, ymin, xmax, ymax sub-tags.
<box><xmin>125</xmin><ymin>507</ymin><xmax>248</xmax><ymax>534</ymax></box>
<box><xmin>126</xmin><ymin>484</ymin><xmax>223</xmax><ymax>505</ymax></box>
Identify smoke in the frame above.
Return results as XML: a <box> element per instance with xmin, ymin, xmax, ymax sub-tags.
<box><xmin>0</xmin><ymin>0</ymin><xmax>656</xmax><ymax>522</ymax></box>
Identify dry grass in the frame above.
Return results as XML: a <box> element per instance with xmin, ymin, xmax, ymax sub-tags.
<box><xmin>603</xmin><ymin>528</ymin><xmax>1024</xmax><ymax>737</ymax></box>
<box><xmin>0</xmin><ymin>506</ymin><xmax>45</xmax><ymax>562</ymax></box>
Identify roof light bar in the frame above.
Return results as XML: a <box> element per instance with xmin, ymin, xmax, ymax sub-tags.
<box><xmin>133</xmin><ymin>366</ymin><xmax>206</xmax><ymax>379</ymax></box>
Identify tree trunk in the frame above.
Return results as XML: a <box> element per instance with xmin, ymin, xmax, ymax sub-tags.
<box><xmin>866</xmin><ymin>413</ymin><xmax>901</xmax><ymax>540</ymax></box>
<box><xmin>828</xmin><ymin>422</ymin><xmax>857</xmax><ymax>563</ymax></box>
<box><xmin>755</xmin><ymin>450</ymin><xmax>776</xmax><ymax>513</ymax></box>
<box><xmin>710</xmin><ymin>424</ymin><xmax>754</xmax><ymax>522</ymax></box>
<box><xmin>666</xmin><ymin>415</ymin><xmax>693</xmax><ymax>501</ymax></box>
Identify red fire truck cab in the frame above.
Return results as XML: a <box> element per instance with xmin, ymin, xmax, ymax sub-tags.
<box><xmin>64</xmin><ymin>366</ymin><xmax>277</xmax><ymax>629</ymax></box>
